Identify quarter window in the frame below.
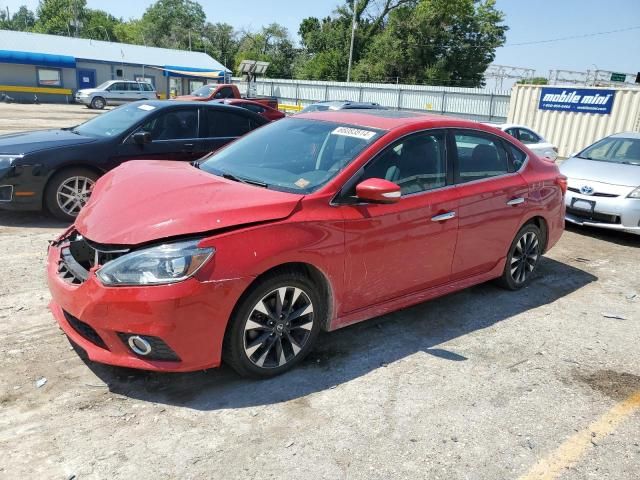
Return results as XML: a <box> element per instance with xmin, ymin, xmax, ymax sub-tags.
<box><xmin>37</xmin><ymin>68</ymin><xmax>62</xmax><ymax>87</ymax></box>
<box><xmin>358</xmin><ymin>132</ymin><xmax>447</xmax><ymax>195</ymax></box>
<box><xmin>454</xmin><ymin>132</ymin><xmax>509</xmax><ymax>183</ymax></box>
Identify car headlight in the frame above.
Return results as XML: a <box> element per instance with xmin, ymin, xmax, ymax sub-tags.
<box><xmin>0</xmin><ymin>154</ymin><xmax>23</xmax><ymax>168</ymax></box>
<box><xmin>628</xmin><ymin>187</ymin><xmax>640</xmax><ymax>199</ymax></box>
<box><xmin>96</xmin><ymin>239</ymin><xmax>214</xmax><ymax>286</ymax></box>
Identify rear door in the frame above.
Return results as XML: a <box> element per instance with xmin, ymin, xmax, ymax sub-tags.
<box><xmin>338</xmin><ymin>130</ymin><xmax>459</xmax><ymax>313</ymax></box>
<box><xmin>449</xmin><ymin>130</ymin><xmax>529</xmax><ymax>281</ymax></box>
<box><xmin>200</xmin><ymin>107</ymin><xmax>261</xmax><ymax>153</ymax></box>
<box><xmin>114</xmin><ymin>107</ymin><xmax>202</xmax><ymax>163</ymax></box>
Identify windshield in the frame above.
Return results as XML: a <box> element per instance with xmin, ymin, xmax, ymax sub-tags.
<box><xmin>199</xmin><ymin>118</ymin><xmax>384</xmax><ymax>193</ymax></box>
<box><xmin>578</xmin><ymin>137</ymin><xmax>640</xmax><ymax>165</ymax></box>
<box><xmin>94</xmin><ymin>81</ymin><xmax>112</xmax><ymax>90</ymax></box>
<box><xmin>300</xmin><ymin>104</ymin><xmax>332</xmax><ymax>113</ymax></box>
<box><xmin>191</xmin><ymin>85</ymin><xmax>216</xmax><ymax>97</ymax></box>
<box><xmin>73</xmin><ymin>103</ymin><xmax>156</xmax><ymax>138</ymax></box>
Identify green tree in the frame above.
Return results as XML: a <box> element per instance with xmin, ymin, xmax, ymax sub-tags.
<box><xmin>2</xmin><ymin>5</ymin><xmax>37</xmax><ymax>31</ymax></box>
<box><xmin>34</xmin><ymin>0</ymin><xmax>87</xmax><ymax>36</ymax></box>
<box><xmin>353</xmin><ymin>0</ymin><xmax>507</xmax><ymax>86</ymax></box>
<box><xmin>235</xmin><ymin>23</ymin><xmax>296</xmax><ymax>78</ymax></box>
<box><xmin>517</xmin><ymin>77</ymin><xmax>548</xmax><ymax>85</ymax></box>
<box><xmin>201</xmin><ymin>22</ymin><xmax>238</xmax><ymax>69</ymax></box>
<box><xmin>138</xmin><ymin>0</ymin><xmax>206</xmax><ymax>49</ymax></box>
<box><xmin>82</xmin><ymin>9</ymin><xmax>121</xmax><ymax>41</ymax></box>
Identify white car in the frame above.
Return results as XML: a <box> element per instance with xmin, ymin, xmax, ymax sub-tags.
<box><xmin>75</xmin><ymin>80</ymin><xmax>158</xmax><ymax>110</ymax></box>
<box><xmin>491</xmin><ymin>123</ymin><xmax>558</xmax><ymax>161</ymax></box>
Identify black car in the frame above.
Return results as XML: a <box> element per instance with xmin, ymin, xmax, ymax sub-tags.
<box><xmin>0</xmin><ymin>101</ymin><xmax>268</xmax><ymax>221</ymax></box>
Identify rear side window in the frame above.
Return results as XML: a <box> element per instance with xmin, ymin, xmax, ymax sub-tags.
<box><xmin>454</xmin><ymin>132</ymin><xmax>509</xmax><ymax>184</ymax></box>
<box><xmin>518</xmin><ymin>128</ymin><xmax>541</xmax><ymax>144</ymax></box>
<box><xmin>206</xmin><ymin>110</ymin><xmax>253</xmax><ymax>137</ymax></box>
<box><xmin>127</xmin><ymin>83</ymin><xmax>140</xmax><ymax>91</ymax></box>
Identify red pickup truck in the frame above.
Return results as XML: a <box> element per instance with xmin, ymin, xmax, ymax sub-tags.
<box><xmin>175</xmin><ymin>84</ymin><xmax>278</xmax><ymax>109</ymax></box>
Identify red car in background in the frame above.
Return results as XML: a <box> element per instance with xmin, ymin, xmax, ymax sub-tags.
<box><xmin>211</xmin><ymin>98</ymin><xmax>285</xmax><ymax>122</ymax></box>
<box><xmin>47</xmin><ymin>111</ymin><xmax>566</xmax><ymax>378</ymax></box>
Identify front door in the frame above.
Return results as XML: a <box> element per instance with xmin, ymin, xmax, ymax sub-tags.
<box><xmin>449</xmin><ymin>130</ymin><xmax>529</xmax><ymax>280</ymax></box>
<box><xmin>77</xmin><ymin>70</ymin><xmax>96</xmax><ymax>90</ymax></box>
<box><xmin>338</xmin><ymin>131</ymin><xmax>459</xmax><ymax>314</ymax></box>
<box><xmin>113</xmin><ymin>108</ymin><xmax>204</xmax><ymax>165</ymax></box>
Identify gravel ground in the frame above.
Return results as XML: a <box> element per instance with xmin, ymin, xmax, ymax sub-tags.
<box><xmin>0</xmin><ymin>104</ymin><xmax>639</xmax><ymax>479</ymax></box>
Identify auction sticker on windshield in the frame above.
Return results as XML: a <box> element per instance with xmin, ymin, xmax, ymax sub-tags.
<box><xmin>137</xmin><ymin>104</ymin><xmax>156</xmax><ymax>111</ymax></box>
<box><xmin>331</xmin><ymin>127</ymin><xmax>376</xmax><ymax>140</ymax></box>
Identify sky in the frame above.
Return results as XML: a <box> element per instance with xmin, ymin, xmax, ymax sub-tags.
<box><xmin>2</xmin><ymin>0</ymin><xmax>639</xmax><ymax>82</ymax></box>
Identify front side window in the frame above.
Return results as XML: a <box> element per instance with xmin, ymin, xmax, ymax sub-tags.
<box><xmin>200</xmin><ymin>118</ymin><xmax>383</xmax><ymax>193</ymax></box>
<box><xmin>518</xmin><ymin>128</ymin><xmax>541</xmax><ymax>144</ymax></box>
<box><xmin>579</xmin><ymin>137</ymin><xmax>640</xmax><ymax>165</ymax></box>
<box><xmin>140</xmin><ymin>109</ymin><xmax>198</xmax><ymax>140</ymax></box>
<box><xmin>454</xmin><ymin>132</ymin><xmax>509</xmax><ymax>184</ymax></box>
<box><xmin>107</xmin><ymin>82</ymin><xmax>127</xmax><ymax>91</ymax></box>
<box><xmin>356</xmin><ymin>132</ymin><xmax>447</xmax><ymax>195</ymax></box>
<box><xmin>37</xmin><ymin>68</ymin><xmax>62</xmax><ymax>87</ymax></box>
<box><xmin>214</xmin><ymin>87</ymin><xmax>235</xmax><ymax>99</ymax></box>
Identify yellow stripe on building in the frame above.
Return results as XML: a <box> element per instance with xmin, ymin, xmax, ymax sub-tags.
<box><xmin>0</xmin><ymin>85</ymin><xmax>73</xmax><ymax>95</ymax></box>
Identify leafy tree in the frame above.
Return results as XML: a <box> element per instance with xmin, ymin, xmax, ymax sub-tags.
<box><xmin>138</xmin><ymin>0</ymin><xmax>206</xmax><ymax>49</ymax></box>
<box><xmin>516</xmin><ymin>77</ymin><xmax>548</xmax><ymax>85</ymax></box>
<box><xmin>353</xmin><ymin>0</ymin><xmax>507</xmax><ymax>86</ymax></box>
<box><xmin>235</xmin><ymin>23</ymin><xmax>296</xmax><ymax>78</ymax></box>
<box><xmin>82</xmin><ymin>9</ymin><xmax>121</xmax><ymax>41</ymax></box>
<box><xmin>1</xmin><ymin>5</ymin><xmax>37</xmax><ymax>31</ymax></box>
<box><xmin>34</xmin><ymin>0</ymin><xmax>87</xmax><ymax>36</ymax></box>
<box><xmin>201</xmin><ymin>22</ymin><xmax>238</xmax><ymax>69</ymax></box>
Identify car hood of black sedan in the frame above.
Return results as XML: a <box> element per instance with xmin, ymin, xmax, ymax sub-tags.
<box><xmin>0</xmin><ymin>129</ymin><xmax>98</xmax><ymax>155</ymax></box>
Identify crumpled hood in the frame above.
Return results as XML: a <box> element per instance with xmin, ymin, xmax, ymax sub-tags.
<box><xmin>0</xmin><ymin>129</ymin><xmax>96</xmax><ymax>155</ymax></box>
<box><xmin>560</xmin><ymin>157</ymin><xmax>640</xmax><ymax>188</ymax></box>
<box><xmin>75</xmin><ymin>160</ymin><xmax>302</xmax><ymax>245</ymax></box>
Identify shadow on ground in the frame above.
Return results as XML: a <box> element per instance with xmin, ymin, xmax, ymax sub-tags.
<box><xmin>78</xmin><ymin>256</ymin><xmax>596</xmax><ymax>411</ymax></box>
<box><xmin>565</xmin><ymin>223</ymin><xmax>639</xmax><ymax>248</ymax></box>
<box><xmin>0</xmin><ymin>211</ymin><xmax>68</xmax><ymax>229</ymax></box>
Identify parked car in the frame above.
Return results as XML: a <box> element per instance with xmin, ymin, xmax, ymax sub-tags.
<box><xmin>560</xmin><ymin>132</ymin><xmax>640</xmax><ymax>235</ymax></box>
<box><xmin>47</xmin><ymin>110</ymin><xmax>566</xmax><ymax>377</ymax></box>
<box><xmin>491</xmin><ymin>123</ymin><xmax>558</xmax><ymax>161</ymax></box>
<box><xmin>300</xmin><ymin>100</ymin><xmax>385</xmax><ymax>113</ymax></box>
<box><xmin>0</xmin><ymin>101</ymin><xmax>268</xmax><ymax>221</ymax></box>
<box><xmin>75</xmin><ymin>80</ymin><xmax>158</xmax><ymax>109</ymax></box>
<box><xmin>211</xmin><ymin>98</ymin><xmax>285</xmax><ymax>121</ymax></box>
<box><xmin>175</xmin><ymin>83</ymin><xmax>278</xmax><ymax>109</ymax></box>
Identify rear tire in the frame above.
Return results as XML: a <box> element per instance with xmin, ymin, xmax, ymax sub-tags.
<box><xmin>223</xmin><ymin>270</ymin><xmax>324</xmax><ymax>378</ymax></box>
<box><xmin>90</xmin><ymin>97</ymin><xmax>105</xmax><ymax>109</ymax></box>
<box><xmin>496</xmin><ymin>223</ymin><xmax>542</xmax><ymax>290</ymax></box>
<box><xmin>44</xmin><ymin>167</ymin><xmax>99</xmax><ymax>222</ymax></box>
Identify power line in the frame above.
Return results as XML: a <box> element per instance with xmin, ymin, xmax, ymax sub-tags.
<box><xmin>505</xmin><ymin>25</ymin><xmax>640</xmax><ymax>47</ymax></box>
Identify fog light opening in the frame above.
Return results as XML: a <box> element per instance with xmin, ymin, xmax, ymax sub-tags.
<box><xmin>128</xmin><ymin>335</ymin><xmax>152</xmax><ymax>356</ymax></box>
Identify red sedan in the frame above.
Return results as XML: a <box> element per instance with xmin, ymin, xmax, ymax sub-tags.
<box><xmin>47</xmin><ymin>111</ymin><xmax>566</xmax><ymax>377</ymax></box>
<box><xmin>210</xmin><ymin>98</ymin><xmax>285</xmax><ymax>121</ymax></box>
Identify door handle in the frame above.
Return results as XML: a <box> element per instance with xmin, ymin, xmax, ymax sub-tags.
<box><xmin>506</xmin><ymin>197</ymin><xmax>525</xmax><ymax>206</ymax></box>
<box><xmin>431</xmin><ymin>211</ymin><xmax>456</xmax><ymax>222</ymax></box>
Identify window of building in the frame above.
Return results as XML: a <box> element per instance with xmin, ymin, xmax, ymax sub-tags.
<box><xmin>37</xmin><ymin>68</ymin><xmax>62</xmax><ymax>87</ymax></box>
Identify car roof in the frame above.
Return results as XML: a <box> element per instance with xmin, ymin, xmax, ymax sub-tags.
<box><xmin>296</xmin><ymin>109</ymin><xmax>496</xmax><ymax>132</ymax></box>
<box><xmin>609</xmin><ymin>131</ymin><xmax>640</xmax><ymax>139</ymax></box>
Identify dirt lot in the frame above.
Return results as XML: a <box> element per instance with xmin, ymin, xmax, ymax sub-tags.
<box><xmin>1</xmin><ymin>104</ymin><xmax>639</xmax><ymax>479</ymax></box>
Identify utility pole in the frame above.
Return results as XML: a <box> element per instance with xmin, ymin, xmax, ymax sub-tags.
<box><xmin>347</xmin><ymin>0</ymin><xmax>358</xmax><ymax>82</ymax></box>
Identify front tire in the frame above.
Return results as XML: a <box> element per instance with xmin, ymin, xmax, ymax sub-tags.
<box><xmin>44</xmin><ymin>168</ymin><xmax>98</xmax><ymax>222</ymax></box>
<box><xmin>497</xmin><ymin>223</ymin><xmax>542</xmax><ymax>290</ymax></box>
<box><xmin>223</xmin><ymin>270</ymin><xmax>324</xmax><ymax>378</ymax></box>
<box><xmin>90</xmin><ymin>96</ymin><xmax>105</xmax><ymax>109</ymax></box>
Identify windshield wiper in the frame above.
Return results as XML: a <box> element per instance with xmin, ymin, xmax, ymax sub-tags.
<box><xmin>221</xmin><ymin>172</ymin><xmax>268</xmax><ymax>188</ymax></box>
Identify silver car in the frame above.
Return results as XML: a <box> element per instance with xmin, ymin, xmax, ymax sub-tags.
<box><xmin>75</xmin><ymin>80</ymin><xmax>158</xmax><ymax>109</ymax></box>
<box><xmin>560</xmin><ymin>132</ymin><xmax>640</xmax><ymax>235</ymax></box>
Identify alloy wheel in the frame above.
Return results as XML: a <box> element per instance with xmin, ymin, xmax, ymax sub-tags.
<box><xmin>56</xmin><ymin>176</ymin><xmax>95</xmax><ymax>217</ymax></box>
<box><xmin>510</xmin><ymin>231</ymin><xmax>540</xmax><ymax>284</ymax></box>
<box><xmin>243</xmin><ymin>286</ymin><xmax>315</xmax><ymax>369</ymax></box>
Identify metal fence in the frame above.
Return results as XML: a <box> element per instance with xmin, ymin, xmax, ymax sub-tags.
<box><xmin>231</xmin><ymin>77</ymin><xmax>511</xmax><ymax>123</ymax></box>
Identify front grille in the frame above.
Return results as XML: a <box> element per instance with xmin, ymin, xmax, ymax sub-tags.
<box><xmin>117</xmin><ymin>333</ymin><xmax>181</xmax><ymax>362</ymax></box>
<box><xmin>567</xmin><ymin>187</ymin><xmax>618</xmax><ymax>198</ymax></box>
<box><xmin>566</xmin><ymin>207</ymin><xmax>621</xmax><ymax>224</ymax></box>
<box><xmin>56</xmin><ymin>231</ymin><xmax>128</xmax><ymax>285</ymax></box>
<box><xmin>64</xmin><ymin>311</ymin><xmax>108</xmax><ymax>350</ymax></box>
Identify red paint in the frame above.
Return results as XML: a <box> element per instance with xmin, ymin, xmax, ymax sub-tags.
<box><xmin>210</xmin><ymin>98</ymin><xmax>285</xmax><ymax>121</ymax></box>
<box><xmin>175</xmin><ymin>83</ymin><xmax>278</xmax><ymax>109</ymax></box>
<box><xmin>47</xmin><ymin>112</ymin><xmax>565</xmax><ymax>372</ymax></box>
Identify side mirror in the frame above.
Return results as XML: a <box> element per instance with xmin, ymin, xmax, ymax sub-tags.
<box><xmin>355</xmin><ymin>178</ymin><xmax>401</xmax><ymax>204</ymax></box>
<box><xmin>132</xmin><ymin>132</ymin><xmax>152</xmax><ymax>145</ymax></box>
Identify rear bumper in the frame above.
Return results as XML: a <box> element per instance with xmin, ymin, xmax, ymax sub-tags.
<box><xmin>47</xmin><ymin>243</ymin><xmax>253</xmax><ymax>372</ymax></box>
<box><xmin>565</xmin><ymin>190</ymin><xmax>640</xmax><ymax>235</ymax></box>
